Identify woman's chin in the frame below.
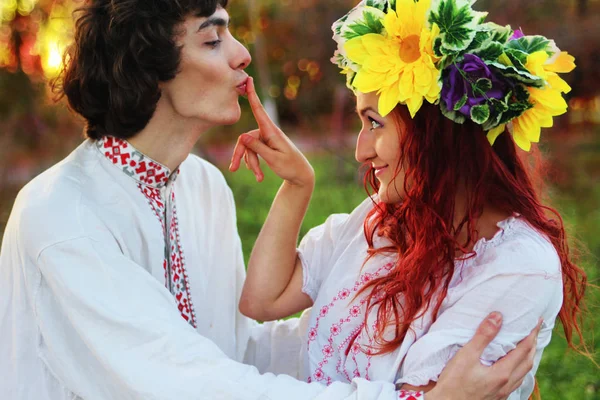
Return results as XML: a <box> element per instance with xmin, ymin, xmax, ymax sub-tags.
<box><xmin>378</xmin><ymin>186</ymin><xmax>403</xmax><ymax>204</ymax></box>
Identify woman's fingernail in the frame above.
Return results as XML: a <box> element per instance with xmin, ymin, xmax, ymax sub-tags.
<box><xmin>242</xmin><ymin>135</ymin><xmax>253</xmax><ymax>145</ymax></box>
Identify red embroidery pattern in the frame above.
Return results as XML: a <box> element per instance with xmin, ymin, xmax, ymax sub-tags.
<box><xmin>139</xmin><ymin>185</ymin><xmax>169</xmax><ymax>283</ymax></box>
<box><xmin>398</xmin><ymin>390</ymin><xmax>423</xmax><ymax>399</ymax></box>
<box><xmin>97</xmin><ymin>137</ymin><xmax>196</xmax><ymax>328</ymax></box>
<box><xmin>168</xmin><ymin>191</ymin><xmax>197</xmax><ymax>327</ymax></box>
<box><xmin>306</xmin><ymin>262</ymin><xmax>394</xmax><ymax>385</ymax></box>
<box><xmin>97</xmin><ymin>137</ymin><xmax>169</xmax><ymax>188</ymax></box>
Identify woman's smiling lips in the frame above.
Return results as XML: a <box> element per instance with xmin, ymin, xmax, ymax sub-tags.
<box><xmin>374</xmin><ymin>165</ymin><xmax>388</xmax><ymax>177</ymax></box>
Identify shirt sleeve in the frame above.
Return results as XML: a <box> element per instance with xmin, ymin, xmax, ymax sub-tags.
<box><xmin>34</xmin><ymin>236</ymin><xmax>403</xmax><ymax>400</ymax></box>
<box><xmin>297</xmin><ymin>213</ymin><xmax>353</xmax><ymax>301</ymax></box>
<box><xmin>219</xmin><ymin>180</ymin><xmax>310</xmax><ymax>378</ymax></box>
<box><xmin>242</xmin><ymin>310</ymin><xmax>312</xmax><ymax>378</ymax></box>
<box><xmin>396</xmin><ymin>235</ymin><xmax>563</xmax><ymax>399</ymax></box>
<box><xmin>233</xmin><ymin>216</ymin><xmax>312</xmax><ymax>378</ymax></box>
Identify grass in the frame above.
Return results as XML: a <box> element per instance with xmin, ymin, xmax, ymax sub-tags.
<box><xmin>223</xmin><ymin>152</ymin><xmax>599</xmax><ymax>400</ymax></box>
<box><xmin>223</xmin><ymin>153</ymin><xmax>367</xmax><ymax>259</ymax></box>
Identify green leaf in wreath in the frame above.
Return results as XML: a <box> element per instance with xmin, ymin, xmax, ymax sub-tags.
<box><xmin>471</xmin><ymin>104</ymin><xmax>491</xmax><ymax>124</ymax></box>
<box><xmin>464</xmin><ymin>30</ymin><xmax>492</xmax><ymax>54</ymax></box>
<box><xmin>482</xmin><ymin>110</ymin><xmax>503</xmax><ymax>131</ymax></box>
<box><xmin>438</xmin><ymin>54</ymin><xmax>457</xmax><ymax>71</ymax></box>
<box><xmin>341</xmin><ymin>6</ymin><xmax>386</xmax><ymax>41</ymax></box>
<box><xmin>441</xmin><ymin>98</ymin><xmax>467</xmax><ymax>124</ymax></box>
<box><xmin>454</xmin><ymin>93</ymin><xmax>468</xmax><ymax>111</ymax></box>
<box><xmin>513</xmin><ymin>84</ymin><xmax>531</xmax><ymax>103</ymax></box>
<box><xmin>333</xmin><ymin>16</ymin><xmax>348</xmax><ymax>37</ymax></box>
<box><xmin>489</xmin><ymin>97</ymin><xmax>509</xmax><ymax>113</ymax></box>
<box><xmin>493</xmin><ymin>88</ymin><xmax>533</xmax><ymax>125</ymax></box>
<box><xmin>433</xmin><ymin>37</ymin><xmax>444</xmax><ymax>58</ymax></box>
<box><xmin>508</xmin><ymin>101</ymin><xmax>531</xmax><ymax>112</ymax></box>
<box><xmin>365</xmin><ymin>0</ymin><xmax>390</xmax><ymax>12</ymax></box>
<box><xmin>346</xmin><ymin>70</ymin><xmax>358</xmax><ymax>90</ymax></box>
<box><xmin>475</xmin><ymin>42</ymin><xmax>504</xmax><ymax>62</ymax></box>
<box><xmin>429</xmin><ymin>0</ymin><xmax>488</xmax><ymax>52</ymax></box>
<box><xmin>497</xmin><ymin>105</ymin><xmax>530</xmax><ymax>125</ymax></box>
<box><xmin>487</xmin><ymin>61</ymin><xmax>544</xmax><ymax>87</ymax></box>
<box><xmin>505</xmin><ymin>48</ymin><xmax>529</xmax><ymax>69</ymax></box>
<box><xmin>473</xmin><ymin>78</ymin><xmax>493</xmax><ymax>94</ymax></box>
<box><xmin>483</xmin><ymin>22</ymin><xmax>513</xmax><ymax>44</ymax></box>
<box><xmin>344</xmin><ymin>14</ymin><xmax>384</xmax><ymax>39</ymax></box>
<box><xmin>506</xmin><ymin>35</ymin><xmax>550</xmax><ymax>55</ymax></box>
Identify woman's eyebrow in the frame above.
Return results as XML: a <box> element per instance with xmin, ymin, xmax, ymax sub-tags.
<box><xmin>356</xmin><ymin>106</ymin><xmax>376</xmax><ymax>116</ymax></box>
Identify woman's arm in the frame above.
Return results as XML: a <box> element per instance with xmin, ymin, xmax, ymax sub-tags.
<box><xmin>396</xmin><ymin>245</ymin><xmax>560</xmax><ymax>397</ymax></box>
<box><xmin>239</xmin><ymin>183</ymin><xmax>314</xmax><ymax>321</ymax></box>
<box><xmin>426</xmin><ymin>314</ymin><xmax>543</xmax><ymax>400</ymax></box>
<box><xmin>231</xmin><ymin>77</ymin><xmax>314</xmax><ymax>321</ymax></box>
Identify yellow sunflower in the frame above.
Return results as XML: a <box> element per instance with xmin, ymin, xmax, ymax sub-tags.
<box><xmin>344</xmin><ymin>0</ymin><xmax>441</xmax><ymax>117</ymax></box>
<box><xmin>488</xmin><ymin>50</ymin><xmax>575</xmax><ymax>151</ymax></box>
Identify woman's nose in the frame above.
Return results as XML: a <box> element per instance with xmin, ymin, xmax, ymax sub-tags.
<box><xmin>355</xmin><ymin>129</ymin><xmax>376</xmax><ymax>163</ymax></box>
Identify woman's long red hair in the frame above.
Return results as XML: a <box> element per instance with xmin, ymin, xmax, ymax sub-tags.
<box><xmin>359</xmin><ymin>103</ymin><xmax>588</xmax><ymax>364</ymax></box>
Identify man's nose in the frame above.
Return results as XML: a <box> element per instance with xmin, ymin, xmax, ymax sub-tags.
<box><xmin>233</xmin><ymin>39</ymin><xmax>252</xmax><ymax>70</ymax></box>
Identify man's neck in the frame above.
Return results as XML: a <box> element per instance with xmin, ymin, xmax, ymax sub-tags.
<box><xmin>128</xmin><ymin>101</ymin><xmax>213</xmax><ymax>172</ymax></box>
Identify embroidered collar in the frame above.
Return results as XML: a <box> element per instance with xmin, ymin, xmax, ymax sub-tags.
<box><xmin>96</xmin><ymin>136</ymin><xmax>179</xmax><ymax>189</ymax></box>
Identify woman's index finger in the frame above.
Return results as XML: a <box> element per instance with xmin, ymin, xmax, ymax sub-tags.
<box><xmin>247</xmin><ymin>77</ymin><xmax>272</xmax><ymax>127</ymax></box>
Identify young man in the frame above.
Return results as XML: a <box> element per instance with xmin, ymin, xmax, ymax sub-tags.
<box><xmin>0</xmin><ymin>1</ymin><xmax>539</xmax><ymax>399</ymax></box>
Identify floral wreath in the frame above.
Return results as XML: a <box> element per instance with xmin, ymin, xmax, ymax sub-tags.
<box><xmin>331</xmin><ymin>0</ymin><xmax>575</xmax><ymax>151</ymax></box>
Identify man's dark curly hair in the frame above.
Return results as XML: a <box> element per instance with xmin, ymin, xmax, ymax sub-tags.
<box><xmin>53</xmin><ymin>0</ymin><xmax>228</xmax><ymax>140</ymax></box>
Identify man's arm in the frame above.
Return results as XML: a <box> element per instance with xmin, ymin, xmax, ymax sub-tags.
<box><xmin>34</xmin><ymin>236</ymin><xmax>403</xmax><ymax>399</ymax></box>
<box><xmin>33</xmin><ymin>232</ymin><xmax>538</xmax><ymax>400</ymax></box>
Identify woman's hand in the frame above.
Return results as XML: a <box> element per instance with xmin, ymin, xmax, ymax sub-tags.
<box><xmin>427</xmin><ymin>312</ymin><xmax>543</xmax><ymax>400</ymax></box>
<box><xmin>229</xmin><ymin>77</ymin><xmax>314</xmax><ymax>189</ymax></box>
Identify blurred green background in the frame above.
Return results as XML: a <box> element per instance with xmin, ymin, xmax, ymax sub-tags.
<box><xmin>0</xmin><ymin>0</ymin><xmax>598</xmax><ymax>398</ymax></box>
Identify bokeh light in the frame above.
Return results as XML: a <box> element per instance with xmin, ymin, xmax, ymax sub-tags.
<box><xmin>33</xmin><ymin>2</ymin><xmax>74</xmax><ymax>79</ymax></box>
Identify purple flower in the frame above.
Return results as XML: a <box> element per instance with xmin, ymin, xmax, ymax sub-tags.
<box><xmin>510</xmin><ymin>29</ymin><xmax>524</xmax><ymax>41</ymax></box>
<box><xmin>441</xmin><ymin>54</ymin><xmax>509</xmax><ymax>117</ymax></box>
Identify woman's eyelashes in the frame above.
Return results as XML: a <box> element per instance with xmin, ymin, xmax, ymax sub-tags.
<box><xmin>368</xmin><ymin>116</ymin><xmax>383</xmax><ymax>131</ymax></box>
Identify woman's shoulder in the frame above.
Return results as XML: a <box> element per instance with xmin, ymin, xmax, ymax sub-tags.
<box><xmin>459</xmin><ymin>215</ymin><xmax>562</xmax><ymax>279</ymax></box>
<box><xmin>300</xmin><ymin>197</ymin><xmax>375</xmax><ymax>249</ymax></box>
<box><xmin>320</xmin><ymin>197</ymin><xmax>376</xmax><ymax>234</ymax></box>
<box><xmin>445</xmin><ymin>216</ymin><xmax>564</xmax><ymax>318</ymax></box>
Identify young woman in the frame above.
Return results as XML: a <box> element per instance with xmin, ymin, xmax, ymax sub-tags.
<box><xmin>232</xmin><ymin>1</ymin><xmax>587</xmax><ymax>398</ymax></box>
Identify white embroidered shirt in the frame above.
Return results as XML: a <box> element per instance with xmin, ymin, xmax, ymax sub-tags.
<box><xmin>298</xmin><ymin>198</ymin><xmax>563</xmax><ymax>399</ymax></box>
<box><xmin>0</xmin><ymin>140</ymin><xmax>405</xmax><ymax>400</ymax></box>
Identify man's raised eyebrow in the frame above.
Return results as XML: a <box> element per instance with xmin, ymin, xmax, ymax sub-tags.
<box><xmin>197</xmin><ymin>17</ymin><xmax>230</xmax><ymax>31</ymax></box>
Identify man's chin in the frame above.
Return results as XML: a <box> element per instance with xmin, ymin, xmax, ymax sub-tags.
<box><xmin>219</xmin><ymin>105</ymin><xmax>242</xmax><ymax>126</ymax></box>
<box><xmin>200</xmin><ymin>113</ymin><xmax>241</xmax><ymax>128</ymax></box>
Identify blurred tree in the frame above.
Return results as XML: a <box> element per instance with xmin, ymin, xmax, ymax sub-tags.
<box><xmin>247</xmin><ymin>0</ymin><xmax>279</xmax><ymax>126</ymax></box>
<box><xmin>578</xmin><ymin>0</ymin><xmax>588</xmax><ymax>15</ymax></box>
<box><xmin>0</xmin><ymin>0</ymin><xmax>80</xmax><ymax>233</ymax></box>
